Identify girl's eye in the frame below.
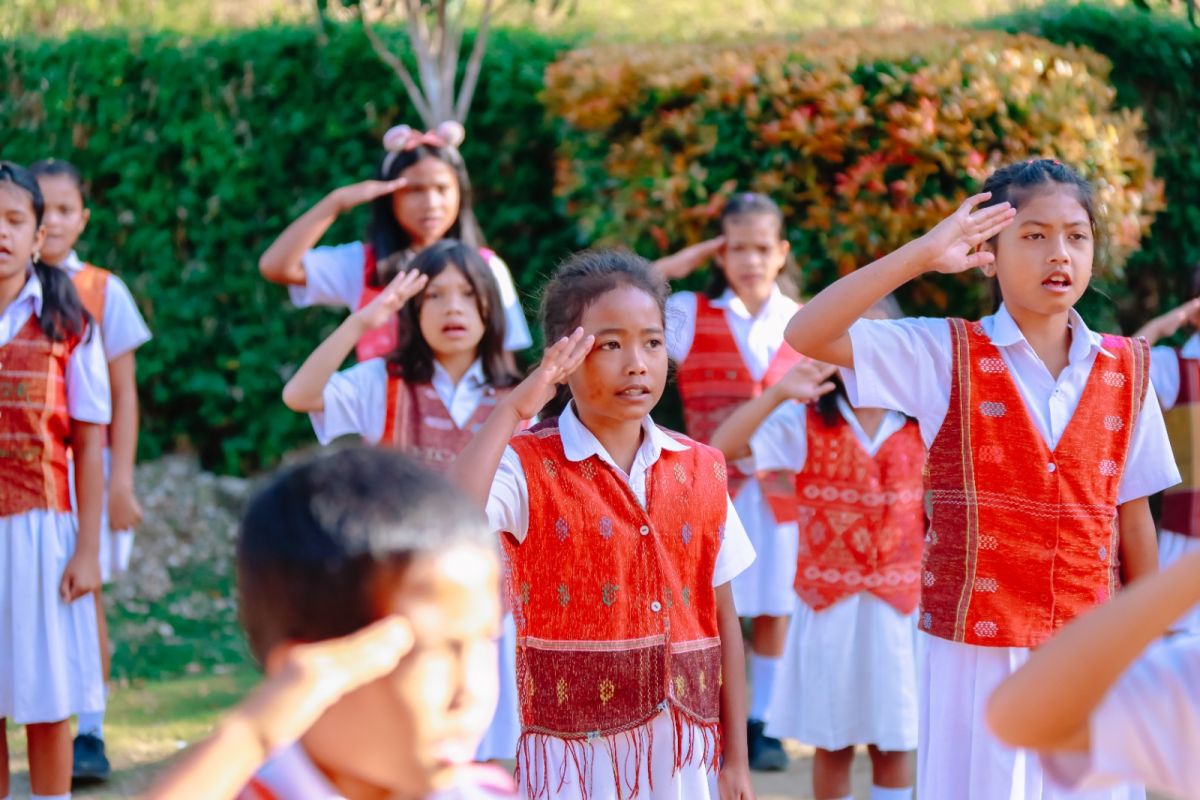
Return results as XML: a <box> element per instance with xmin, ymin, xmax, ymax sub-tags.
<box><xmin>1070</xmin><ymin>233</ymin><xmax>1089</xmax><ymax>241</ymax></box>
<box><xmin>600</xmin><ymin>340</ymin><xmax>620</xmax><ymax>351</ymax></box>
<box><xmin>647</xmin><ymin>339</ymin><xmax>663</xmax><ymax>349</ymax></box>
<box><xmin>1023</xmin><ymin>233</ymin><xmax>1044</xmax><ymax>240</ymax></box>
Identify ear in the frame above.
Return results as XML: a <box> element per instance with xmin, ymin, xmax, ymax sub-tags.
<box><xmin>978</xmin><ymin>241</ymin><xmax>998</xmax><ymax>277</ymax></box>
<box><xmin>32</xmin><ymin>224</ymin><xmax>47</xmax><ymax>257</ymax></box>
<box><xmin>79</xmin><ymin>206</ymin><xmax>91</xmax><ymax>233</ymax></box>
<box><xmin>263</xmin><ymin>641</ymin><xmax>299</xmax><ymax>677</ymax></box>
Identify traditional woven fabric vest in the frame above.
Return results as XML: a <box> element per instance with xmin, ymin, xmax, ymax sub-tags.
<box><xmin>760</xmin><ymin>406</ymin><xmax>926</xmax><ymax>614</ymax></box>
<box><xmin>71</xmin><ymin>264</ymin><xmax>109</xmax><ymax>324</ymax></box>
<box><xmin>1161</xmin><ymin>352</ymin><xmax>1200</xmax><ymax>537</ymax></box>
<box><xmin>356</xmin><ymin>245</ymin><xmax>497</xmax><ymax>362</ymax></box>
<box><xmin>676</xmin><ymin>295</ymin><xmax>803</xmax><ymax>496</ymax></box>
<box><xmin>0</xmin><ymin>317</ymin><xmax>75</xmax><ymax>516</ymax></box>
<box><xmin>505</xmin><ymin>419</ymin><xmax>726</xmax><ymax>796</ymax></box>
<box><xmin>380</xmin><ymin>375</ymin><xmax>511</xmax><ymax>474</ymax></box>
<box><xmin>922</xmin><ymin>318</ymin><xmax>1147</xmax><ymax>648</ymax></box>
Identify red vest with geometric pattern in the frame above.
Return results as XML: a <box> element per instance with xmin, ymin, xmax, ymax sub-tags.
<box><xmin>0</xmin><ymin>317</ymin><xmax>76</xmax><ymax>516</ymax></box>
<box><xmin>380</xmin><ymin>375</ymin><xmax>511</xmax><ymax>474</ymax></box>
<box><xmin>1161</xmin><ymin>352</ymin><xmax>1200</xmax><ymax>537</ymax></box>
<box><xmin>71</xmin><ymin>264</ymin><xmax>109</xmax><ymax>324</ymax></box>
<box><xmin>676</xmin><ymin>295</ymin><xmax>803</xmax><ymax>496</ymax></box>
<box><xmin>504</xmin><ymin>418</ymin><xmax>726</xmax><ymax>795</ymax></box>
<box><xmin>760</xmin><ymin>406</ymin><xmax>926</xmax><ymax>614</ymax></box>
<box><xmin>922</xmin><ymin>318</ymin><xmax>1147</xmax><ymax>648</ymax></box>
<box><xmin>355</xmin><ymin>245</ymin><xmax>496</xmax><ymax>362</ymax></box>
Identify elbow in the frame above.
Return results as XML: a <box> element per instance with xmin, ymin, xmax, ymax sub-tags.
<box><xmin>281</xmin><ymin>381</ymin><xmax>311</xmax><ymax>413</ymax></box>
<box><xmin>258</xmin><ymin>252</ymin><xmax>280</xmax><ymax>282</ymax></box>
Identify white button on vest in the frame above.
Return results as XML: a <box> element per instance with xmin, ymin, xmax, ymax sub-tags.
<box><xmin>639</xmin><ymin>525</ymin><xmax>650</xmax><ymax>536</ymax></box>
<box><xmin>1047</xmin><ymin>462</ymin><xmax>1057</xmax><ymax>473</ymax></box>
<box><xmin>650</xmin><ymin>600</ymin><xmax>662</xmax><ymax>612</ymax></box>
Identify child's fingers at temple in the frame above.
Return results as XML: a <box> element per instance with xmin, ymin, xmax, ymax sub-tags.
<box><xmin>961</xmin><ymin>191</ymin><xmax>993</xmax><ymax>211</ymax></box>
<box><xmin>965</xmin><ymin>249</ymin><xmax>997</xmax><ymax>270</ymax></box>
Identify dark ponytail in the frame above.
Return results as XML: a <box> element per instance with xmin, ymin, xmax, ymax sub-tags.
<box><xmin>0</xmin><ymin>162</ymin><xmax>92</xmax><ymax>342</ymax></box>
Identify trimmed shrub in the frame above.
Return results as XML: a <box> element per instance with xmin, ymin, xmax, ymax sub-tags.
<box><xmin>986</xmin><ymin>3</ymin><xmax>1200</xmax><ymax>333</ymax></box>
<box><xmin>544</xmin><ymin>28</ymin><xmax>1163</xmax><ymax>323</ymax></box>
<box><xmin>0</xmin><ymin>24</ymin><xmax>575</xmax><ymax>473</ymax></box>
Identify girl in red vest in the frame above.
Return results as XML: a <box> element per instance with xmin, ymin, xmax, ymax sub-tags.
<box><xmin>30</xmin><ymin>157</ymin><xmax>154</xmax><ymax>783</ymax></box>
<box><xmin>1133</xmin><ymin>285</ymin><xmax>1200</xmax><ymax>634</ymax></box>
<box><xmin>712</xmin><ymin>298</ymin><xmax>924</xmax><ymax>800</ymax></box>
<box><xmin>784</xmin><ymin>159</ymin><xmax>1179</xmax><ymax>800</ymax></box>
<box><xmin>259</xmin><ymin>121</ymin><xmax>531</xmax><ymax>361</ymax></box>
<box><xmin>652</xmin><ymin>192</ymin><xmax>804</xmax><ymax>771</ymax></box>
<box><xmin>0</xmin><ymin>162</ymin><xmax>110</xmax><ymax>800</ymax></box>
<box><xmin>451</xmin><ymin>250</ymin><xmax>756</xmax><ymax>800</ymax></box>
<box><xmin>283</xmin><ymin>239</ymin><xmax>522</xmax><ymax>763</ymax></box>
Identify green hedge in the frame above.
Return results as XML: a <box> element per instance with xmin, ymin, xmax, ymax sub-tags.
<box><xmin>0</xmin><ymin>25</ymin><xmax>576</xmax><ymax>473</ymax></box>
<box><xmin>986</xmin><ymin>3</ymin><xmax>1200</xmax><ymax>334</ymax></box>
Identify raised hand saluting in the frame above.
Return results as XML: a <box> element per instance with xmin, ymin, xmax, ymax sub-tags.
<box><xmin>923</xmin><ymin>192</ymin><xmax>1017</xmax><ymax>276</ymax></box>
<box><xmin>352</xmin><ymin>268</ymin><xmax>429</xmax><ymax>331</ymax></box>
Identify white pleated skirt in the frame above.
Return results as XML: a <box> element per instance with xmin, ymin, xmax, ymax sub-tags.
<box><xmin>1159</xmin><ymin>530</ymin><xmax>1200</xmax><ymax>633</ymax></box>
<box><xmin>918</xmin><ymin>634</ymin><xmax>1145</xmax><ymax>800</ymax></box>
<box><xmin>0</xmin><ymin>509</ymin><xmax>105</xmax><ymax>724</ymax></box>
<box><xmin>730</xmin><ymin>480</ymin><xmax>798</xmax><ymax>618</ymax></box>
<box><xmin>476</xmin><ymin>611</ymin><xmax>519</xmax><ymax>761</ymax></box>
<box><xmin>516</xmin><ymin>710</ymin><xmax>718</xmax><ymax>800</ymax></box>
<box><xmin>765</xmin><ymin>592</ymin><xmax>918</xmax><ymax>751</ymax></box>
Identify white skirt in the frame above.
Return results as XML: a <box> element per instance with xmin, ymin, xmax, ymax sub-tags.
<box><xmin>765</xmin><ymin>593</ymin><xmax>918</xmax><ymax>751</ymax></box>
<box><xmin>0</xmin><ymin>509</ymin><xmax>105</xmax><ymax>724</ymax></box>
<box><xmin>1159</xmin><ymin>530</ymin><xmax>1200</xmax><ymax>633</ymax></box>
<box><xmin>918</xmin><ymin>634</ymin><xmax>1145</xmax><ymax>800</ymax></box>
<box><xmin>69</xmin><ymin>449</ymin><xmax>134</xmax><ymax>583</ymax></box>
<box><xmin>729</xmin><ymin>480</ymin><xmax>798</xmax><ymax>618</ymax></box>
<box><xmin>476</xmin><ymin>612</ymin><xmax>519</xmax><ymax>761</ymax></box>
<box><xmin>516</xmin><ymin>710</ymin><xmax>718</xmax><ymax>800</ymax></box>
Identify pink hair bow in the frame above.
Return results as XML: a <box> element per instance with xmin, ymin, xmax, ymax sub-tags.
<box><xmin>381</xmin><ymin>121</ymin><xmax>466</xmax><ymax>170</ymax></box>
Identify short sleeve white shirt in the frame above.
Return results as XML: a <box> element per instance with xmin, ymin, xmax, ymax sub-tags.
<box><xmin>59</xmin><ymin>251</ymin><xmax>152</xmax><ymax>361</ymax></box>
<box><xmin>841</xmin><ymin>304</ymin><xmax>1179</xmax><ymax>504</ymax></box>
<box><xmin>665</xmin><ymin>287</ymin><xmax>799</xmax><ymax>378</ymax></box>
<box><xmin>485</xmin><ymin>403</ymin><xmax>756</xmax><ymax>587</ymax></box>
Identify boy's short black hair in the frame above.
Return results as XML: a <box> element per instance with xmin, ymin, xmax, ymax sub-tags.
<box><xmin>237</xmin><ymin>447</ymin><xmax>492</xmax><ymax>664</ymax></box>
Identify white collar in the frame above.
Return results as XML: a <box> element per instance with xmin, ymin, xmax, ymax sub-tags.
<box><xmin>256</xmin><ymin>742</ymin><xmax>346</xmax><ymax>799</ymax></box>
<box><xmin>987</xmin><ymin>303</ymin><xmax>1114</xmax><ymax>362</ymax></box>
<box><xmin>5</xmin><ymin>267</ymin><xmax>44</xmax><ymax>318</ymax></box>
<box><xmin>557</xmin><ymin>402</ymin><xmax>688</xmax><ymax>467</ymax></box>
<box><xmin>1181</xmin><ymin>332</ymin><xmax>1200</xmax><ymax>360</ymax></box>
<box><xmin>57</xmin><ymin>251</ymin><xmax>84</xmax><ymax>274</ymax></box>
<box><xmin>433</xmin><ymin>358</ymin><xmax>486</xmax><ymax>388</ymax></box>
<box><xmin>712</xmin><ymin>286</ymin><xmax>785</xmax><ymax>321</ymax></box>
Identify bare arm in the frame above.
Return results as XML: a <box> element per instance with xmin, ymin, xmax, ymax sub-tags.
<box><xmin>282</xmin><ymin>269</ymin><xmax>428</xmax><ymax>413</ymax></box>
<box><xmin>988</xmin><ymin>549</ymin><xmax>1200</xmax><ymax>752</ymax></box>
<box><xmin>784</xmin><ymin>193</ymin><xmax>1015</xmax><ymax>367</ymax></box>
<box><xmin>62</xmin><ymin>421</ymin><xmax>104</xmax><ymax>602</ymax></box>
<box><xmin>1118</xmin><ymin>497</ymin><xmax>1159</xmax><ymax>585</ymax></box>
<box><xmin>106</xmin><ymin>352</ymin><xmax>143</xmax><ymax>531</ymax></box>
<box><xmin>1132</xmin><ymin>297</ymin><xmax>1200</xmax><ymax>344</ymax></box>
<box><xmin>715</xmin><ymin>582</ymin><xmax>754</xmax><ymax>800</ymax></box>
<box><xmin>146</xmin><ymin>618</ymin><xmax>413</xmax><ymax>800</ymax></box>
<box><xmin>709</xmin><ymin>362</ymin><xmax>836</xmax><ymax>460</ymax></box>
<box><xmin>447</xmin><ymin>330</ymin><xmax>592</xmax><ymax>507</ymax></box>
<box><xmin>258</xmin><ymin>178</ymin><xmax>406</xmax><ymax>286</ymax></box>
<box><xmin>651</xmin><ymin>236</ymin><xmax>725</xmax><ymax>281</ymax></box>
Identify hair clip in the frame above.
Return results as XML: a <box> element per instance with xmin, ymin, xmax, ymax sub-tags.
<box><xmin>382</xmin><ymin>121</ymin><xmax>467</xmax><ymax>170</ymax></box>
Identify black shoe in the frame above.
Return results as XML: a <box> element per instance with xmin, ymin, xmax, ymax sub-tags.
<box><xmin>747</xmin><ymin>718</ymin><xmax>788</xmax><ymax>771</ymax></box>
<box><xmin>72</xmin><ymin>732</ymin><xmax>112</xmax><ymax>785</ymax></box>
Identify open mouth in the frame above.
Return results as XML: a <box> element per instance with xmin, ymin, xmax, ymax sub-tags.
<box><xmin>1042</xmin><ymin>272</ymin><xmax>1073</xmax><ymax>292</ymax></box>
<box><xmin>441</xmin><ymin>323</ymin><xmax>468</xmax><ymax>335</ymax></box>
<box><xmin>617</xmin><ymin>385</ymin><xmax>652</xmax><ymax>399</ymax></box>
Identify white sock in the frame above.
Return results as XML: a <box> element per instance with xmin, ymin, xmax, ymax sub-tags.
<box><xmin>870</xmin><ymin>786</ymin><xmax>913</xmax><ymax>800</ymax></box>
<box><xmin>748</xmin><ymin>652</ymin><xmax>781</xmax><ymax>721</ymax></box>
<box><xmin>77</xmin><ymin>709</ymin><xmax>105</xmax><ymax>739</ymax></box>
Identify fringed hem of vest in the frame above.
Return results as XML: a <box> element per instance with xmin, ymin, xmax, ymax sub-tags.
<box><xmin>515</xmin><ymin>701</ymin><xmax>722</xmax><ymax>800</ymax></box>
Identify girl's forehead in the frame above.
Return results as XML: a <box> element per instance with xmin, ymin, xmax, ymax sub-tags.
<box><xmin>427</xmin><ymin>264</ymin><xmax>469</xmax><ymax>287</ymax></box>
<box><xmin>581</xmin><ymin>285</ymin><xmax>663</xmax><ymax>327</ymax></box>
<box><xmin>403</xmin><ymin>156</ymin><xmax>457</xmax><ymax>183</ymax></box>
<box><xmin>0</xmin><ymin>182</ymin><xmax>34</xmax><ymax>214</ymax></box>
<box><xmin>1012</xmin><ymin>187</ymin><xmax>1090</xmax><ymax>222</ymax></box>
<box><xmin>722</xmin><ymin>212</ymin><xmax>783</xmax><ymax>241</ymax></box>
<box><xmin>36</xmin><ymin>174</ymin><xmax>82</xmax><ymax>204</ymax></box>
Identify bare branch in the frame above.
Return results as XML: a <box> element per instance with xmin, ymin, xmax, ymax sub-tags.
<box><xmin>454</xmin><ymin>0</ymin><xmax>493</xmax><ymax>122</ymax></box>
<box><xmin>403</xmin><ymin>0</ymin><xmax>445</xmax><ymax>120</ymax></box>
<box><xmin>360</xmin><ymin>8</ymin><xmax>435</xmax><ymax>126</ymax></box>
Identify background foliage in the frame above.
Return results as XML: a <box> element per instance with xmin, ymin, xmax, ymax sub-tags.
<box><xmin>987</xmin><ymin>3</ymin><xmax>1200</xmax><ymax>330</ymax></box>
<box><xmin>545</xmin><ymin>27</ymin><xmax>1162</xmax><ymax>322</ymax></box>
<box><xmin>0</xmin><ymin>25</ymin><xmax>574</xmax><ymax>473</ymax></box>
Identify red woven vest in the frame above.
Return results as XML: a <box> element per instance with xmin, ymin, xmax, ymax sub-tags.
<box><xmin>922</xmin><ymin>318</ymin><xmax>1147</xmax><ymax>648</ymax></box>
<box><xmin>380</xmin><ymin>375</ymin><xmax>511</xmax><ymax>474</ymax></box>
<box><xmin>676</xmin><ymin>295</ymin><xmax>803</xmax><ymax>496</ymax></box>
<box><xmin>71</xmin><ymin>264</ymin><xmax>109</xmax><ymax>324</ymax></box>
<box><xmin>504</xmin><ymin>419</ymin><xmax>726</xmax><ymax>787</ymax></box>
<box><xmin>356</xmin><ymin>245</ymin><xmax>497</xmax><ymax>362</ymax></box>
<box><xmin>1161</xmin><ymin>352</ymin><xmax>1200</xmax><ymax>537</ymax></box>
<box><xmin>0</xmin><ymin>317</ymin><xmax>75</xmax><ymax>516</ymax></box>
<box><xmin>760</xmin><ymin>406</ymin><xmax>926</xmax><ymax>614</ymax></box>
